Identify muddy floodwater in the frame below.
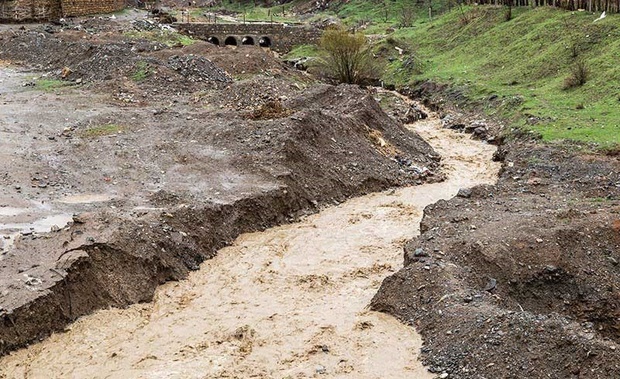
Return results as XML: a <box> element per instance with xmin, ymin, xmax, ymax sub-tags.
<box><xmin>0</xmin><ymin>108</ymin><xmax>500</xmax><ymax>378</ymax></box>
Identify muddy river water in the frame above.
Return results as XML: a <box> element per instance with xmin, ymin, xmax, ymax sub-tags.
<box><xmin>0</xmin><ymin>105</ymin><xmax>500</xmax><ymax>378</ymax></box>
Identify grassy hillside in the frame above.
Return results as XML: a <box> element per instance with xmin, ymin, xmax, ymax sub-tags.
<box><xmin>206</xmin><ymin>0</ymin><xmax>619</xmax><ymax>148</ymax></box>
<box><xmin>384</xmin><ymin>7</ymin><xmax>620</xmax><ymax>148</ymax></box>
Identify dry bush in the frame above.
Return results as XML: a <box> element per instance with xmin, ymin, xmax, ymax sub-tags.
<box><xmin>247</xmin><ymin>100</ymin><xmax>294</xmax><ymax>120</ymax></box>
<box><xmin>318</xmin><ymin>28</ymin><xmax>374</xmax><ymax>84</ymax></box>
<box><xmin>399</xmin><ymin>6</ymin><xmax>415</xmax><ymax>27</ymax></box>
<box><xmin>563</xmin><ymin>60</ymin><xmax>589</xmax><ymax>90</ymax></box>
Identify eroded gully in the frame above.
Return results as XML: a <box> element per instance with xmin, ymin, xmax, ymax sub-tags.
<box><xmin>0</xmin><ymin>104</ymin><xmax>501</xmax><ymax>379</ymax></box>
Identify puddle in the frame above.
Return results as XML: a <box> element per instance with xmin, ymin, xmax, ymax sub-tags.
<box><xmin>0</xmin><ymin>207</ymin><xmax>28</xmax><ymax>217</ymax></box>
<box><xmin>57</xmin><ymin>194</ymin><xmax>113</xmax><ymax>204</ymax></box>
<box><xmin>0</xmin><ymin>213</ymin><xmax>73</xmax><ymax>253</ymax></box>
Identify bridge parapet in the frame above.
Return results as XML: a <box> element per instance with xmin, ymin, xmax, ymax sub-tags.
<box><xmin>175</xmin><ymin>23</ymin><xmax>321</xmax><ymax>53</ymax></box>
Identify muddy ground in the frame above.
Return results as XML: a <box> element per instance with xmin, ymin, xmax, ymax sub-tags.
<box><xmin>0</xmin><ymin>18</ymin><xmax>441</xmax><ymax>360</ymax></box>
<box><xmin>372</xmin><ymin>98</ymin><xmax>620</xmax><ymax>377</ymax></box>
<box><xmin>1</xmin><ymin>11</ymin><xmax>619</xmax><ymax>379</ymax></box>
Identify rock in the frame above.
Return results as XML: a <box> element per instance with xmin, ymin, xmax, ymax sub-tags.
<box><xmin>472</xmin><ymin>127</ymin><xmax>487</xmax><ymax>140</ymax></box>
<box><xmin>457</xmin><ymin>188</ymin><xmax>472</xmax><ymax>198</ymax></box>
<box><xmin>401</xmin><ymin>105</ymin><xmax>428</xmax><ymax>124</ymax></box>
<box><xmin>61</xmin><ymin>66</ymin><xmax>72</xmax><ymax>79</ymax></box>
<box><xmin>483</xmin><ymin>278</ymin><xmax>497</xmax><ymax>292</ymax></box>
<box><xmin>315</xmin><ymin>365</ymin><xmax>326</xmax><ymax>374</ymax></box>
<box><xmin>414</xmin><ymin>248</ymin><xmax>429</xmax><ymax>257</ymax></box>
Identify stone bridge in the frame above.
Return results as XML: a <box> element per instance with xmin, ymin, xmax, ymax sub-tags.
<box><xmin>175</xmin><ymin>23</ymin><xmax>321</xmax><ymax>53</ymax></box>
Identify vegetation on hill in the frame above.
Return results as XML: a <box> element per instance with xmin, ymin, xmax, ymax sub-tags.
<box><xmin>198</xmin><ymin>0</ymin><xmax>619</xmax><ymax>149</ymax></box>
<box><xmin>288</xmin><ymin>4</ymin><xmax>618</xmax><ymax>149</ymax></box>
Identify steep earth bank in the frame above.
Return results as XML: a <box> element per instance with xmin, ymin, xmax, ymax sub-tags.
<box><xmin>0</xmin><ymin>100</ymin><xmax>499</xmax><ymax>379</ymax></box>
<box><xmin>373</xmin><ymin>101</ymin><xmax>620</xmax><ymax>378</ymax></box>
<box><xmin>0</xmin><ymin>22</ymin><xmax>441</xmax><ymax>357</ymax></box>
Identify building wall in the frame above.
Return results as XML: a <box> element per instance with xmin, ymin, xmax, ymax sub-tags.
<box><xmin>0</xmin><ymin>0</ymin><xmax>61</xmax><ymax>22</ymax></box>
<box><xmin>60</xmin><ymin>0</ymin><xmax>125</xmax><ymax>17</ymax></box>
<box><xmin>0</xmin><ymin>0</ymin><xmax>125</xmax><ymax>22</ymax></box>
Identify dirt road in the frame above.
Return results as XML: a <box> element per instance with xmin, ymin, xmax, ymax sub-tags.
<box><xmin>0</xmin><ymin>108</ymin><xmax>500</xmax><ymax>379</ymax></box>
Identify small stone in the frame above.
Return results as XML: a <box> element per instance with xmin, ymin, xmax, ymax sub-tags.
<box><xmin>457</xmin><ymin>188</ymin><xmax>472</xmax><ymax>198</ymax></box>
<box><xmin>315</xmin><ymin>365</ymin><xmax>326</xmax><ymax>374</ymax></box>
<box><xmin>440</xmin><ymin>373</ymin><xmax>449</xmax><ymax>379</ymax></box>
<box><xmin>483</xmin><ymin>278</ymin><xmax>497</xmax><ymax>292</ymax></box>
<box><xmin>414</xmin><ymin>248</ymin><xmax>429</xmax><ymax>257</ymax></box>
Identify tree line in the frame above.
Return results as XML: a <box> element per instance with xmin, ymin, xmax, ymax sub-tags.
<box><xmin>465</xmin><ymin>0</ymin><xmax>619</xmax><ymax>14</ymax></box>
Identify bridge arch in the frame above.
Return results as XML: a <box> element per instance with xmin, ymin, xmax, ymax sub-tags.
<box><xmin>258</xmin><ymin>36</ymin><xmax>272</xmax><ymax>48</ymax></box>
<box><xmin>224</xmin><ymin>36</ymin><xmax>238</xmax><ymax>46</ymax></box>
<box><xmin>241</xmin><ymin>36</ymin><xmax>255</xmax><ymax>45</ymax></box>
<box><xmin>207</xmin><ymin>36</ymin><xmax>220</xmax><ymax>45</ymax></box>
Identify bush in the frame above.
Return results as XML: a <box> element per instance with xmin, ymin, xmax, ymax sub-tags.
<box><xmin>563</xmin><ymin>60</ymin><xmax>589</xmax><ymax>89</ymax></box>
<box><xmin>399</xmin><ymin>6</ymin><xmax>415</xmax><ymax>28</ymax></box>
<box><xmin>318</xmin><ymin>28</ymin><xmax>375</xmax><ymax>85</ymax></box>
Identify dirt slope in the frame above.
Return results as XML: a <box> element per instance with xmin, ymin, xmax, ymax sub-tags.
<box><xmin>372</xmin><ymin>138</ymin><xmax>620</xmax><ymax>378</ymax></box>
<box><xmin>0</xmin><ymin>39</ymin><xmax>440</xmax><ymax>359</ymax></box>
<box><xmin>0</xmin><ymin>103</ymin><xmax>499</xmax><ymax>379</ymax></box>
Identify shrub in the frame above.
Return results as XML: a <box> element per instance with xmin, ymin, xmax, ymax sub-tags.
<box><xmin>318</xmin><ymin>28</ymin><xmax>374</xmax><ymax>85</ymax></box>
<box><xmin>563</xmin><ymin>60</ymin><xmax>589</xmax><ymax>90</ymax></box>
<box><xmin>399</xmin><ymin>6</ymin><xmax>415</xmax><ymax>28</ymax></box>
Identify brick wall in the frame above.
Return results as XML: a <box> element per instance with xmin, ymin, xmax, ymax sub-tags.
<box><xmin>0</xmin><ymin>0</ymin><xmax>61</xmax><ymax>22</ymax></box>
<box><xmin>60</xmin><ymin>0</ymin><xmax>125</xmax><ymax>17</ymax></box>
<box><xmin>0</xmin><ymin>0</ymin><xmax>125</xmax><ymax>21</ymax></box>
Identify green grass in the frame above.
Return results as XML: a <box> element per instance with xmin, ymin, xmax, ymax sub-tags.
<box><xmin>81</xmin><ymin>124</ymin><xmax>125</xmax><ymax>138</ymax></box>
<box><xmin>376</xmin><ymin>7</ymin><xmax>620</xmax><ymax>148</ymax></box>
<box><xmin>131</xmin><ymin>61</ymin><xmax>152</xmax><ymax>82</ymax></box>
<box><xmin>285</xmin><ymin>44</ymin><xmax>319</xmax><ymax>59</ymax></box>
<box><xmin>34</xmin><ymin>79</ymin><xmax>72</xmax><ymax>91</ymax></box>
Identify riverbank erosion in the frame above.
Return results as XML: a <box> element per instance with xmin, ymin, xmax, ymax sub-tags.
<box><xmin>0</xmin><ymin>99</ymin><xmax>500</xmax><ymax>379</ymax></box>
<box><xmin>372</xmin><ymin>137</ymin><xmax>620</xmax><ymax>378</ymax></box>
<box><xmin>0</xmin><ymin>74</ymin><xmax>441</xmax><ymax>358</ymax></box>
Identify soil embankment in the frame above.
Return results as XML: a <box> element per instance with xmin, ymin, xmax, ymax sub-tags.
<box><xmin>0</xmin><ymin>23</ymin><xmax>441</xmax><ymax>359</ymax></box>
<box><xmin>0</xmin><ymin>100</ymin><xmax>500</xmax><ymax>378</ymax></box>
<box><xmin>373</xmin><ymin>123</ymin><xmax>620</xmax><ymax>377</ymax></box>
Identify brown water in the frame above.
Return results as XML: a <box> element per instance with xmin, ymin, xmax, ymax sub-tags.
<box><xmin>0</xmin><ymin>106</ymin><xmax>500</xmax><ymax>379</ymax></box>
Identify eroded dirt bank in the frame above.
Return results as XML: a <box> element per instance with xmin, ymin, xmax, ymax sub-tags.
<box><xmin>0</xmin><ymin>103</ymin><xmax>500</xmax><ymax>378</ymax></box>
<box><xmin>373</xmin><ymin>130</ymin><xmax>620</xmax><ymax>377</ymax></box>
<box><xmin>0</xmin><ymin>24</ymin><xmax>445</xmax><ymax>358</ymax></box>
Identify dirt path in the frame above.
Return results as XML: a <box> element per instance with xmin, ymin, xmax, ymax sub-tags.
<box><xmin>0</xmin><ymin>108</ymin><xmax>500</xmax><ymax>379</ymax></box>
